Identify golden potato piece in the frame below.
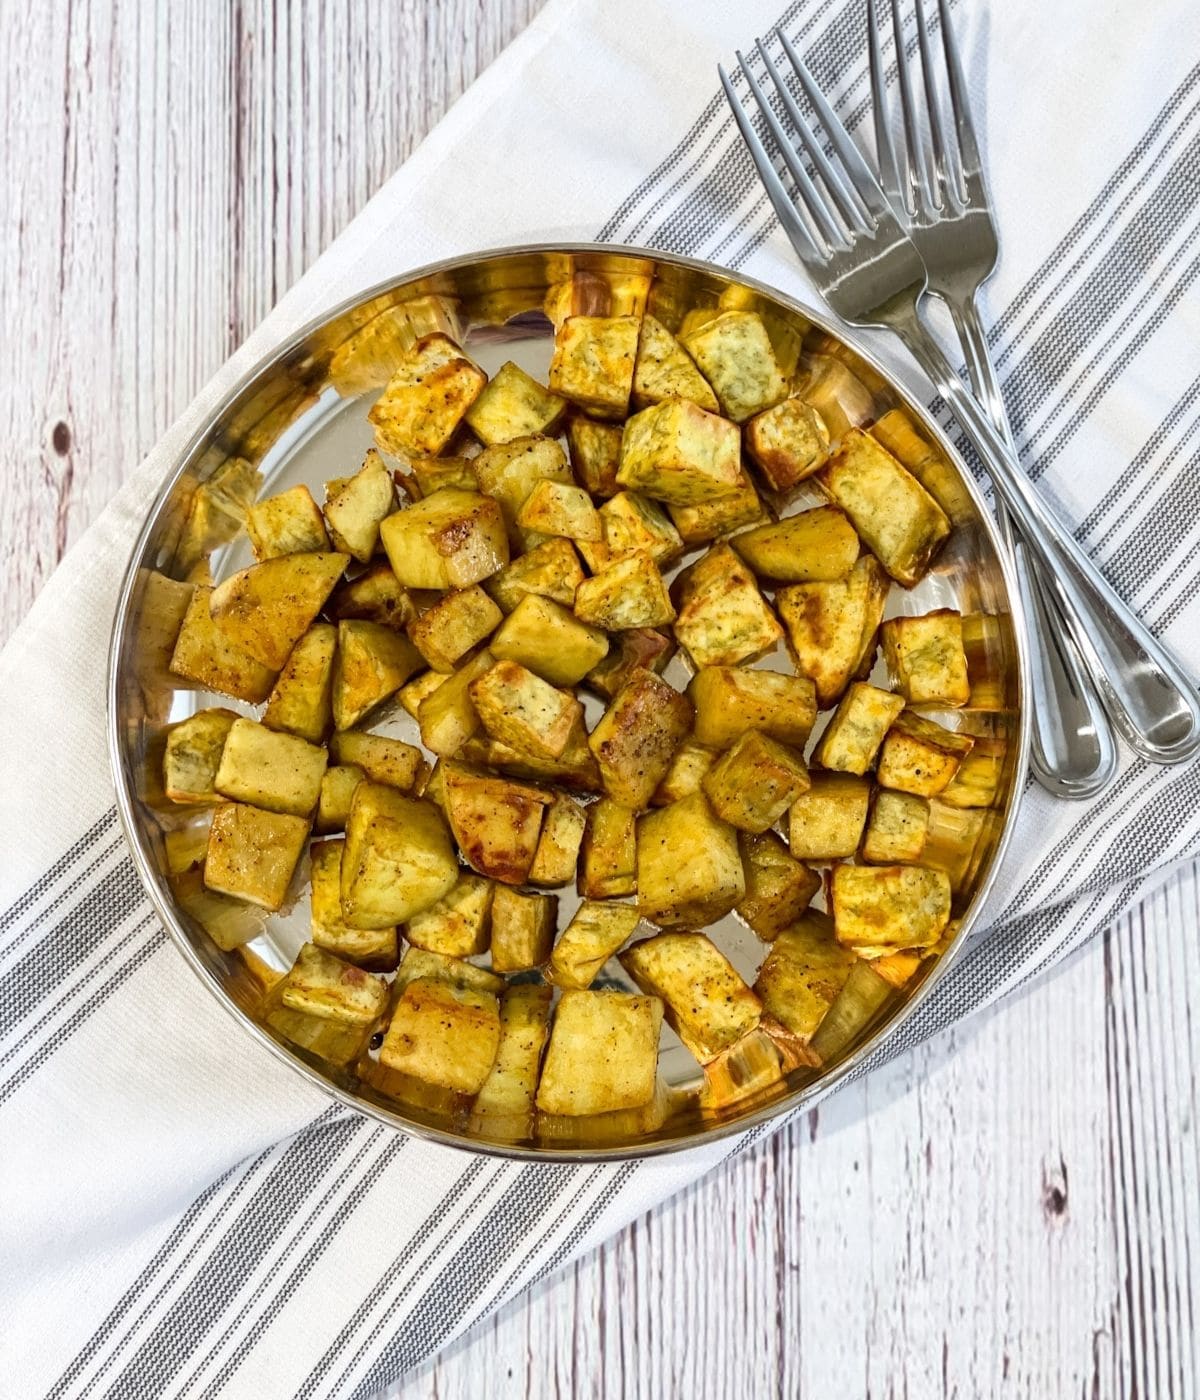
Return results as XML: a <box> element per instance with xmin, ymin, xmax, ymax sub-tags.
<box><xmin>463</xmin><ymin>716</ymin><xmax>602</xmax><ymax>794</ymax></box>
<box><xmin>326</xmin><ymin>562</ymin><xmax>414</xmax><ymax>631</ymax></box>
<box><xmin>667</xmin><ymin>469</ymin><xmax>765</xmax><ymax>549</ymax></box>
<box><xmin>464</xmin><ymin>360</ymin><xmax>566</xmax><ymax>446</ymax></box>
<box><xmin>745</xmin><ymin>397</ymin><xmax>830</xmax><ymax>490</ymax></box>
<box><xmin>616</xmin><ymin>398</ymin><xmax>742</xmax><ymax>505</ymax></box>
<box><xmin>777</xmin><ymin>555</ymin><xmax>888</xmax><ymax>706</ymax></box>
<box><xmin>573</xmin><ymin>550</ymin><xmax>675</xmax><ymax>631</ymax></box>
<box><xmin>204</xmin><ymin>802</ymin><xmax>309</xmax><ymax>911</ymax></box>
<box><xmin>403</xmin><ymin>455</ymin><xmax>479</xmax><ymax>497</ymax></box>
<box><xmin>380</xmin><ymin>488</ymin><xmax>509</xmax><ymax>590</ymax></box>
<box><xmin>788</xmin><ymin>772</ymin><xmax>871</xmax><ymax>860</ymax></box>
<box><xmin>819</xmin><ymin>428</ymin><xmax>951</xmax><ymax>586</ymax></box>
<box><xmin>398</xmin><ymin>669</ymin><xmax>449</xmax><ymax>719</ymax></box>
<box><xmin>341</xmin><ymin>783</ymin><xmax>458</xmax><ymax>928</ymax></box>
<box><xmin>621</xmin><ymin>932</ymin><xmax>760</xmax><ymax>1063</ymax></box>
<box><xmin>332</xmin><ymin>619</ymin><xmax>423</xmax><ymax>730</ymax></box>
<box><xmin>214</xmin><ymin>717</ymin><xmax>327</xmax><ymax>817</ymax></box>
<box><xmin>309</xmin><ymin>839</ymin><xmax>398</xmax><ymax>970</ymax></box>
<box><xmin>380</xmin><ymin>977</ymin><xmax>501</xmax><ymax>1093</ymax></box>
<box><xmin>588</xmin><ymin>670</ymin><xmax>693</xmax><ymax>810</ymax></box>
<box><xmin>471</xmin><ymin>435</ymin><xmax>573</xmax><ymax>547</ymax></box>
<box><xmin>881</xmin><ymin>609</ymin><xmax>970</xmax><ymax>706</ymax></box>
<box><xmin>876</xmin><ymin>711</ymin><xmax>974</xmax><ymax>797</ymax></box>
<box><xmin>483</xmin><ymin>536</ymin><xmax>584</xmax><ymax>614</ymax></box>
<box><xmin>469</xmin><ymin>659</ymin><xmax>582</xmax><ymax>760</ymax></box>
<box><xmin>442</xmin><ymin>762</ymin><xmax>550</xmax><ymax>885</ymax></box>
<box><xmin>279</xmin><ymin>942</ymin><xmax>389</xmax><ymax>1025</ymax></box>
<box><xmin>535</xmin><ymin>989</ymin><xmax>662</xmax><ymax>1115</ymax></box>
<box><xmin>581</xmin><ymin>491</ymin><xmax>683</xmax><ymax>572</ymax></box>
<box><xmin>528</xmin><ymin>793</ymin><xmax>586</xmax><ymax>887</ymax></box>
<box><xmin>416</xmin><ymin>649</ymin><xmax>494</xmax><ymax>757</ymax></box>
<box><xmin>490</xmin><ymin>886</ymin><xmax>558</xmax><ymax>972</ymax></box>
<box><xmin>753</xmin><ymin>912</ymin><xmax>858</xmax><ymax>1041</ymax></box>
<box><xmin>246</xmin><ymin>484</ymin><xmax>330</xmax><ymax>560</ymax></box>
<box><xmin>548</xmin><ymin>315</ymin><xmax>640</xmax><ymax>418</ymax></box>
<box><xmin>584</xmin><ymin>626</ymin><xmax>674</xmax><ymax>699</ymax></box>
<box><xmin>405</xmin><ymin>872</ymin><xmax>495</xmax><ymax>957</ymax></box>
<box><xmin>636</xmin><ymin>792</ymin><xmax>744</xmax><ymax>926</ymax></box>
<box><xmin>548</xmin><ymin>900</ymin><xmax>642</xmax><ymax>989</ymax></box>
<box><xmin>702</xmin><ymin>731</ymin><xmax>809</xmax><ymax>834</ymax></box>
<box><xmin>632</xmin><ymin>313</ymin><xmax>719</xmax><ymax>411</ymax></box>
<box><xmin>731</xmin><ymin>506</ymin><xmax>859</xmax><ymax>583</ymax></box>
<box><xmin>262</xmin><ymin>622</ymin><xmax>335</xmax><ymax>743</ymax></box>
<box><xmin>393</xmin><ymin>945</ymin><xmax>504</xmax><ymax>994</ymax></box>
<box><xmin>368</xmin><ymin>333</ymin><xmax>486</xmax><ymax>457</ymax></box>
<box><xmin>163</xmin><ymin>708</ymin><xmax>237</xmax><ymax>804</ymax></box>
<box><xmin>323</xmin><ymin>450</ymin><xmax>396</xmax><ymax>562</ymax></box>
<box><xmin>737</xmin><ymin>830</ymin><xmax>821</xmax><ymax>940</ymax></box>
<box><xmin>208</xmin><ymin>552</ymin><xmax>348</xmax><ymax>671</ymax></box>
<box><xmin>329</xmin><ymin>731</ymin><xmax>425</xmax><ymax>790</ymax></box>
<box><xmin>489</xmin><ymin>594</ymin><xmax>608</xmax><ymax>688</ymax></box>
<box><xmin>470</xmin><ymin>984</ymin><xmax>554</xmax><ymax>1134</ymax></box>
<box><xmin>169</xmin><ymin>586</ymin><xmax>277</xmax><ymax>704</ymax></box>
<box><xmin>680</xmin><ymin>310</ymin><xmax>788</xmax><ymax>422</ymax></box>
<box><xmin>567</xmin><ymin>414</ymin><xmax>622</xmax><ymax>497</ymax></box>
<box><xmin>673</xmin><ymin>543</ymin><xmax>783</xmax><ymax>669</ymax></box>
<box><xmin>407</xmin><ymin>585</ymin><xmax>502</xmax><ymax>672</ymax></box>
<box><xmin>315</xmin><ymin>764</ymin><xmax>363</xmax><ymax>834</ymax></box>
<box><xmin>651</xmin><ymin>738</ymin><xmax>717</xmax><ymax>806</ymax></box>
<box><xmin>686</xmin><ymin>666</ymin><xmax>817</xmax><ymax>749</ymax></box>
<box><xmin>516</xmin><ymin>480</ymin><xmax>603</xmax><ymax>542</ymax></box>
<box><xmin>579</xmin><ymin>798</ymin><xmax>637</xmax><ymax>898</ymax></box>
<box><xmin>862</xmin><ymin>790</ymin><xmax>930</xmax><ymax>864</ymax></box>
<box><xmin>829</xmin><ymin>863</ymin><xmax>951</xmax><ymax>951</ymax></box>
<box><xmin>813</xmin><ymin>681</ymin><xmax>905</xmax><ymax>775</ymax></box>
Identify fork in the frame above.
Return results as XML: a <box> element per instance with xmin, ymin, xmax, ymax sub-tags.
<box><xmin>865</xmin><ymin>0</ymin><xmax>1117</xmax><ymax>798</ymax></box>
<box><xmin>718</xmin><ymin>36</ymin><xmax>1200</xmax><ymax>770</ymax></box>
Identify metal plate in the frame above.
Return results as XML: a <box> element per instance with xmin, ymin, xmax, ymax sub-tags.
<box><xmin>107</xmin><ymin>244</ymin><xmax>1030</xmax><ymax>1160</ymax></box>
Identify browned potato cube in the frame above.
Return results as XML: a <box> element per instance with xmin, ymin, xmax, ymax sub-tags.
<box><xmin>330</xmin><ymin>731</ymin><xmax>424</xmax><ymax>790</ymax></box>
<box><xmin>829</xmin><ymin>863</ymin><xmax>951</xmax><ymax>951</ymax></box>
<box><xmin>209</xmin><ymin>552</ymin><xmax>349</xmax><ymax>670</ymax></box>
<box><xmin>548</xmin><ymin>315</ymin><xmax>640</xmax><ymax>418</ymax></box>
<box><xmin>279</xmin><ymin>942</ymin><xmax>389</xmax><ymax>1025</ymax></box>
<box><xmin>680</xmin><ymin>310</ymin><xmax>788</xmax><ymax>422</ymax></box>
<box><xmin>686</xmin><ymin>667</ymin><xmax>817</xmax><ymax>749</ymax></box>
<box><xmin>584</xmin><ymin>627</ymin><xmax>674</xmax><ymax>699</ymax></box>
<box><xmin>322</xmin><ymin>450</ymin><xmax>396</xmax><ymax>563</ymax></box>
<box><xmin>881</xmin><ymin>609</ymin><xmax>970</xmax><ymax>706</ymax></box>
<box><xmin>262</xmin><ymin>622</ymin><xmax>335</xmax><ymax>743</ymax></box>
<box><xmin>442</xmin><ymin>762</ymin><xmax>550</xmax><ymax>884</ymax></box>
<box><xmin>379</xmin><ymin>977</ymin><xmax>501</xmax><ymax>1093</ymax></box>
<box><xmin>380</xmin><ymin>488</ymin><xmax>509</xmax><ymax>590</ymax></box>
<box><xmin>204</xmin><ymin>802</ymin><xmax>309</xmax><ymax>910</ymax></box>
<box><xmin>214</xmin><ymin>717</ymin><xmax>327</xmax><ymax>817</ymax></box>
<box><xmin>332</xmin><ymin>619</ymin><xmax>423</xmax><ymax>730</ymax></box>
<box><xmin>819</xmin><ymin>428</ymin><xmax>951</xmax><ymax>586</ymax></box>
<box><xmin>416</xmin><ymin>649</ymin><xmax>494</xmax><ymax>756</ymax></box>
<box><xmin>788</xmin><ymin>773</ymin><xmax>871</xmax><ymax>860</ymax></box>
<box><xmin>490</xmin><ymin>887</ymin><xmax>558</xmax><ymax>972</ymax></box>
<box><xmin>368</xmin><ymin>333</ymin><xmax>486</xmax><ymax>457</ymax></box>
<box><xmin>407</xmin><ymin>585</ymin><xmax>502</xmax><ymax>672</ymax></box>
<box><xmin>777</xmin><ymin>555</ymin><xmax>888</xmax><ymax>705</ymax></box>
<box><xmin>548</xmin><ymin>900</ymin><xmax>642</xmax><ymax>989</ymax></box>
<box><xmin>813</xmin><ymin>681</ymin><xmax>906</xmax><ymax>775</ymax></box>
<box><xmin>636</xmin><ymin>792</ymin><xmax>744</xmax><ymax>926</ymax></box>
<box><xmin>470</xmin><ymin>985</ymin><xmax>553</xmax><ymax>1133</ymax></box>
<box><xmin>673</xmin><ymin>543</ymin><xmax>783</xmax><ymax>668</ymax></box>
<box><xmin>877</xmin><ymin>712</ymin><xmax>974</xmax><ymax>797</ymax></box>
<box><xmin>581</xmin><ymin>491</ymin><xmax>684</xmax><ymax>572</ymax></box>
<box><xmin>483</xmin><ymin>537</ymin><xmax>585</xmax><ymax>614</ymax></box>
<box><xmin>341</xmin><ymin>783</ymin><xmax>458</xmax><ymax>927</ymax></box>
<box><xmin>405</xmin><ymin>872</ymin><xmax>495</xmax><ymax>957</ymax></box>
<box><xmin>731</xmin><ymin>506</ymin><xmax>859</xmax><ymax>583</ymax></box>
<box><xmin>573</xmin><ymin>550</ymin><xmax>675</xmax><ymax>631</ymax></box>
<box><xmin>464</xmin><ymin>360</ymin><xmax>566</xmax><ymax>446</ymax></box>
<box><xmin>490</xmin><ymin>594</ymin><xmax>608</xmax><ymax>687</ymax></box>
<box><xmin>745</xmin><ymin>398</ymin><xmax>830</xmax><ymax>490</ymax></box>
<box><xmin>309</xmin><ymin>838</ymin><xmax>398</xmax><ymax>969</ymax></box>
<box><xmin>567</xmin><ymin>414</ymin><xmax>622</xmax><ymax>498</ymax></box>
<box><xmin>737</xmin><ymin>831</ymin><xmax>821</xmax><ymax>940</ymax></box>
<box><xmin>632</xmin><ymin>313</ymin><xmax>719</xmax><ymax>411</ymax></box>
<box><xmin>471</xmin><ymin>436</ymin><xmax>573</xmax><ymax>547</ymax></box>
<box><xmin>579</xmin><ymin>798</ymin><xmax>637</xmax><ymax>898</ymax></box>
<box><xmin>469</xmin><ymin>659</ymin><xmax>582</xmax><ymax>760</ymax></box>
<box><xmin>404</xmin><ymin>455</ymin><xmax>479</xmax><ymax>497</ymax></box>
<box><xmin>169</xmin><ymin>586</ymin><xmax>277</xmax><ymax>703</ymax></box>
<box><xmin>398</xmin><ymin>669</ymin><xmax>449</xmax><ymax>719</ymax></box>
<box><xmin>315</xmin><ymin>764</ymin><xmax>363</xmax><ymax>833</ymax></box>
<box><xmin>702</xmin><ymin>731</ymin><xmax>809</xmax><ymax>833</ymax></box>
<box><xmin>621</xmin><ymin>932</ymin><xmax>760</xmax><ymax>1062</ymax></box>
<box><xmin>616</xmin><ymin>399</ymin><xmax>742</xmax><ymax>505</ymax></box>
<box><xmin>667</xmin><ymin>470</ymin><xmax>765</xmax><ymax>548</ymax></box>
<box><xmin>535</xmin><ymin>989</ymin><xmax>662</xmax><ymax>1115</ymax></box>
<box><xmin>588</xmin><ymin>670</ymin><xmax>693</xmax><ymax>809</ymax></box>
<box><xmin>651</xmin><ymin>738</ymin><xmax>717</xmax><ymax>805</ymax></box>
<box><xmin>163</xmin><ymin>708</ymin><xmax>237</xmax><ymax>804</ymax></box>
<box><xmin>326</xmin><ymin>563</ymin><xmax>414</xmax><ymax>631</ymax></box>
<box><xmin>753</xmin><ymin>912</ymin><xmax>858</xmax><ymax>1041</ymax></box>
<box><xmin>464</xmin><ymin>716</ymin><xmax>602</xmax><ymax>793</ymax></box>
<box><xmin>246</xmin><ymin>484</ymin><xmax>330</xmax><ymax>560</ymax></box>
<box><xmin>516</xmin><ymin>480</ymin><xmax>602</xmax><ymax>543</ymax></box>
<box><xmin>528</xmin><ymin>793</ymin><xmax>586</xmax><ymax>887</ymax></box>
<box><xmin>393</xmin><ymin>945</ymin><xmax>504</xmax><ymax>994</ymax></box>
<box><xmin>862</xmin><ymin>790</ymin><xmax>930</xmax><ymax>864</ymax></box>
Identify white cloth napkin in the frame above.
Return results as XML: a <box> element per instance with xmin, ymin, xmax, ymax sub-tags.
<box><xmin>3</xmin><ymin>0</ymin><xmax>1198</xmax><ymax>1395</ymax></box>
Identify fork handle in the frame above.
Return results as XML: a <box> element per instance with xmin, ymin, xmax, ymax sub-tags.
<box><xmin>940</xmin><ymin>296</ymin><xmax>1118</xmax><ymax>798</ymax></box>
<box><xmin>884</xmin><ymin>297</ymin><xmax>1200</xmax><ymax>765</ymax></box>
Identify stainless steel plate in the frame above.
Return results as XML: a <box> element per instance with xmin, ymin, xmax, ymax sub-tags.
<box><xmin>108</xmin><ymin>244</ymin><xmax>1030</xmax><ymax>1159</ymax></box>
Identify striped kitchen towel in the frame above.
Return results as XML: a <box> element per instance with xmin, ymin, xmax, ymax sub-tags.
<box><xmin>3</xmin><ymin>0</ymin><xmax>1199</xmax><ymax>1395</ymax></box>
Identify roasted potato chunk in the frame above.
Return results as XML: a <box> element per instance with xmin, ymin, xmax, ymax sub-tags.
<box><xmin>163</xmin><ymin>708</ymin><xmax>237</xmax><ymax>803</ymax></box>
<box><xmin>736</xmin><ymin>831</ymin><xmax>821</xmax><ymax>939</ymax></box>
<box><xmin>829</xmin><ymin>863</ymin><xmax>951</xmax><ymax>951</ymax></box>
<box><xmin>368</xmin><ymin>333</ymin><xmax>486</xmax><ymax>457</ymax></box>
<box><xmin>632</xmin><ymin>313</ymin><xmax>720</xmax><ymax>411</ymax></box>
<box><xmin>214</xmin><ymin>717</ymin><xmax>327</xmax><ymax>817</ymax></box>
<box><xmin>788</xmin><ymin>772</ymin><xmax>871</xmax><ymax>860</ymax></box>
<box><xmin>876</xmin><ymin>711</ymin><xmax>974</xmax><ymax>797</ymax></box>
<box><xmin>204</xmin><ymin>802</ymin><xmax>309</xmax><ymax>910</ymax></box>
<box><xmin>651</xmin><ymin>738</ymin><xmax>717</xmax><ymax>806</ymax></box>
<box><xmin>483</xmin><ymin>537</ymin><xmax>584</xmax><ymax>614</ymax></box>
<box><xmin>548</xmin><ymin>315</ymin><xmax>640</xmax><ymax>418</ymax></box>
<box><xmin>464</xmin><ymin>360</ymin><xmax>566</xmax><ymax>446</ymax></box>
<box><xmin>330</xmin><ymin>731</ymin><xmax>424</xmax><ymax>790</ymax></box>
<box><xmin>393</xmin><ymin>945</ymin><xmax>504</xmax><ymax>994</ymax></box>
<box><xmin>169</xmin><ymin>585</ymin><xmax>277</xmax><ymax>703</ymax></box>
<box><xmin>209</xmin><ymin>551</ymin><xmax>349</xmax><ymax>670</ymax></box>
<box><xmin>881</xmin><ymin>609</ymin><xmax>970</xmax><ymax>706</ymax></box>
<box><xmin>567</xmin><ymin>414</ymin><xmax>622</xmax><ymax>498</ymax></box>
<box><xmin>813</xmin><ymin>681</ymin><xmax>906</xmax><ymax>775</ymax></box>
<box><xmin>667</xmin><ymin>469</ymin><xmax>765</xmax><ymax>548</ymax></box>
<box><xmin>341</xmin><ymin>783</ymin><xmax>458</xmax><ymax>927</ymax></box>
<box><xmin>516</xmin><ymin>480</ymin><xmax>603</xmax><ymax>543</ymax></box>
<box><xmin>588</xmin><ymin>670</ymin><xmax>693</xmax><ymax>809</ymax></box>
<box><xmin>406</xmin><ymin>872</ymin><xmax>495</xmax><ymax>957</ymax></box>
<box><xmin>403</xmin><ymin>455</ymin><xmax>479</xmax><ymax>497</ymax></box>
<box><xmin>621</xmin><ymin>932</ymin><xmax>760</xmax><ymax>1063</ymax></box>
<box><xmin>380</xmin><ymin>977</ymin><xmax>501</xmax><ymax>1094</ymax></box>
<box><xmin>528</xmin><ymin>793</ymin><xmax>586</xmax><ymax>887</ymax></box>
<box><xmin>547</xmin><ymin>900</ymin><xmax>642</xmax><ymax>989</ymax></box>
<box><xmin>686</xmin><ymin>666</ymin><xmax>817</xmax><ymax>748</ymax></box>
<box><xmin>731</xmin><ymin>506</ymin><xmax>859</xmax><ymax>584</ymax></box>
<box><xmin>262</xmin><ymin>622</ymin><xmax>336</xmax><ymax>743</ymax></box>
<box><xmin>862</xmin><ymin>790</ymin><xmax>930</xmax><ymax>864</ymax></box>
<box><xmin>636</xmin><ymin>792</ymin><xmax>744</xmax><ymax>926</ymax></box>
<box><xmin>573</xmin><ymin>550</ymin><xmax>675</xmax><ymax>631</ymax></box>
<box><xmin>309</xmin><ymin>839</ymin><xmax>398</xmax><ymax>969</ymax></box>
<box><xmin>246</xmin><ymin>484</ymin><xmax>330</xmax><ymax>559</ymax></box>
<box><xmin>463</xmin><ymin>715</ymin><xmax>601</xmax><ymax>793</ymax></box>
<box><xmin>407</xmin><ymin>585</ymin><xmax>502</xmax><ymax>672</ymax></box>
<box><xmin>472</xmin><ymin>436</ymin><xmax>573</xmax><ymax>547</ymax></box>
<box><xmin>398</xmin><ymin>668</ymin><xmax>449</xmax><ymax>718</ymax></box>
<box><xmin>535</xmin><ymin>989</ymin><xmax>662</xmax><ymax>1115</ymax></box>
<box><xmin>279</xmin><ymin>942</ymin><xmax>389</xmax><ymax>1025</ymax></box>
<box><xmin>702</xmin><ymin>731</ymin><xmax>809</xmax><ymax>833</ymax></box>
<box><xmin>315</xmin><ymin>764</ymin><xmax>363</xmax><ymax>833</ymax></box>
<box><xmin>469</xmin><ymin>659</ymin><xmax>582</xmax><ymax>760</ymax></box>
<box><xmin>819</xmin><ymin>428</ymin><xmax>951</xmax><ymax>586</ymax></box>
<box><xmin>416</xmin><ymin>649</ymin><xmax>494</xmax><ymax>756</ymax></box>
<box><xmin>579</xmin><ymin>798</ymin><xmax>638</xmax><ymax>898</ymax></box>
<box><xmin>489</xmin><ymin>594</ymin><xmax>609</xmax><ymax>687</ymax></box>
<box><xmin>322</xmin><ymin>450</ymin><xmax>396</xmax><ymax>562</ymax></box>
<box><xmin>753</xmin><ymin>912</ymin><xmax>858</xmax><ymax>1041</ymax></box>
<box><xmin>332</xmin><ymin>619</ymin><xmax>423</xmax><ymax>730</ymax></box>
<box><xmin>672</xmin><ymin>543</ymin><xmax>783</xmax><ymax>669</ymax></box>
<box><xmin>680</xmin><ymin>310</ymin><xmax>788</xmax><ymax>422</ymax></box>
<box><xmin>490</xmin><ymin>887</ymin><xmax>558</xmax><ymax>972</ymax></box>
<box><xmin>326</xmin><ymin>562</ymin><xmax>414</xmax><ymax>631</ymax></box>
<box><xmin>777</xmin><ymin>555</ymin><xmax>888</xmax><ymax>705</ymax></box>
<box><xmin>616</xmin><ymin>399</ymin><xmax>742</xmax><ymax>505</ymax></box>
<box><xmin>745</xmin><ymin>397</ymin><xmax>831</xmax><ymax>491</ymax></box>
<box><xmin>584</xmin><ymin>626</ymin><xmax>674</xmax><ymax>699</ymax></box>
<box><xmin>470</xmin><ymin>984</ymin><xmax>554</xmax><ymax>1133</ymax></box>
<box><xmin>442</xmin><ymin>762</ymin><xmax>550</xmax><ymax>884</ymax></box>
<box><xmin>380</xmin><ymin>488</ymin><xmax>509</xmax><ymax>590</ymax></box>
<box><xmin>582</xmin><ymin>491</ymin><xmax>684</xmax><ymax>572</ymax></box>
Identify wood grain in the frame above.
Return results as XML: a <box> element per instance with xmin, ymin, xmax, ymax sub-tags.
<box><xmin>2</xmin><ymin>4</ymin><xmax>1197</xmax><ymax>1398</ymax></box>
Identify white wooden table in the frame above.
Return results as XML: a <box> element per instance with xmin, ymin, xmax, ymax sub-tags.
<box><xmin>3</xmin><ymin>3</ymin><xmax>1197</xmax><ymax>1396</ymax></box>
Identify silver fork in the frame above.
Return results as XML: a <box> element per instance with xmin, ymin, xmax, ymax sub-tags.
<box><xmin>865</xmin><ymin>0</ymin><xmax>1116</xmax><ymax>797</ymax></box>
<box><xmin>718</xmin><ymin>37</ymin><xmax>1200</xmax><ymax>770</ymax></box>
